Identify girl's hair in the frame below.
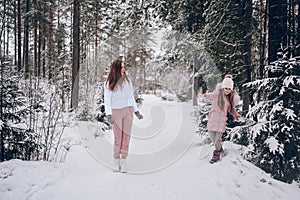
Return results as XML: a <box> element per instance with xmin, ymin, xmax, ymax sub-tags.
<box><xmin>106</xmin><ymin>59</ymin><xmax>128</xmax><ymax>91</ymax></box>
<box><xmin>218</xmin><ymin>89</ymin><xmax>236</xmax><ymax>112</ymax></box>
<box><xmin>218</xmin><ymin>74</ymin><xmax>236</xmax><ymax>112</ymax></box>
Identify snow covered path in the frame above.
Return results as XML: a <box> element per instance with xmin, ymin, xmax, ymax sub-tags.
<box><xmin>80</xmin><ymin>94</ymin><xmax>196</xmax><ymax>173</ymax></box>
<box><xmin>0</xmin><ymin>95</ymin><xmax>299</xmax><ymax>200</ymax></box>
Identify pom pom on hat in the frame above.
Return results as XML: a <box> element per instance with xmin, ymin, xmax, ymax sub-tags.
<box><xmin>221</xmin><ymin>75</ymin><xmax>234</xmax><ymax>90</ymax></box>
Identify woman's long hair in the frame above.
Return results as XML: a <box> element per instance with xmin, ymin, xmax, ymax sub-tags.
<box><xmin>106</xmin><ymin>59</ymin><xmax>129</xmax><ymax>91</ymax></box>
<box><xmin>217</xmin><ymin>89</ymin><xmax>236</xmax><ymax>112</ymax></box>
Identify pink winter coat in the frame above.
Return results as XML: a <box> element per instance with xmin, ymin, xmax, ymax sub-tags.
<box><xmin>203</xmin><ymin>83</ymin><xmax>240</xmax><ymax>133</ymax></box>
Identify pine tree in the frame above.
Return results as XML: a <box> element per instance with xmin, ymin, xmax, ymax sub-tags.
<box><xmin>0</xmin><ymin>60</ymin><xmax>39</xmax><ymax>161</ymax></box>
<box><xmin>268</xmin><ymin>0</ymin><xmax>287</xmax><ymax>63</ymax></box>
<box><xmin>71</xmin><ymin>0</ymin><xmax>80</xmax><ymax>109</ymax></box>
<box><xmin>152</xmin><ymin>0</ymin><xmax>206</xmax><ymax>34</ymax></box>
<box><xmin>195</xmin><ymin>96</ymin><xmax>211</xmax><ymax>136</ymax></box>
<box><xmin>245</xmin><ymin>48</ymin><xmax>300</xmax><ymax>183</ymax></box>
<box><xmin>203</xmin><ymin>0</ymin><xmax>252</xmax><ymax>112</ymax></box>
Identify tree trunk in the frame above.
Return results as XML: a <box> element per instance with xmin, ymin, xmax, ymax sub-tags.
<box><xmin>17</xmin><ymin>0</ymin><xmax>22</xmax><ymax>72</ymax></box>
<box><xmin>48</xmin><ymin>6</ymin><xmax>54</xmax><ymax>81</ymax></box>
<box><xmin>42</xmin><ymin>4</ymin><xmax>46</xmax><ymax>79</ymax></box>
<box><xmin>5</xmin><ymin>12</ymin><xmax>9</xmax><ymax>58</ymax></box>
<box><xmin>241</xmin><ymin>0</ymin><xmax>252</xmax><ymax>113</ymax></box>
<box><xmin>268</xmin><ymin>0</ymin><xmax>287</xmax><ymax>63</ymax></box>
<box><xmin>298</xmin><ymin>0</ymin><xmax>300</xmax><ymax>45</ymax></box>
<box><xmin>33</xmin><ymin>0</ymin><xmax>38</xmax><ymax>77</ymax></box>
<box><xmin>23</xmin><ymin>0</ymin><xmax>30</xmax><ymax>79</ymax></box>
<box><xmin>289</xmin><ymin>0</ymin><xmax>298</xmax><ymax>47</ymax></box>
<box><xmin>131</xmin><ymin>50</ymin><xmax>137</xmax><ymax>87</ymax></box>
<box><xmin>14</xmin><ymin>0</ymin><xmax>17</xmax><ymax>66</ymax></box>
<box><xmin>1</xmin><ymin>0</ymin><xmax>7</xmax><ymax>59</ymax></box>
<box><xmin>38</xmin><ymin>22</ymin><xmax>42</xmax><ymax>77</ymax></box>
<box><xmin>193</xmin><ymin>52</ymin><xmax>198</xmax><ymax>106</ymax></box>
<box><xmin>0</xmin><ymin>61</ymin><xmax>4</xmax><ymax>161</ymax></box>
<box><xmin>71</xmin><ymin>0</ymin><xmax>80</xmax><ymax>109</ymax></box>
<box><xmin>0</xmin><ymin>0</ymin><xmax>6</xmax><ymax>161</ymax></box>
<box><xmin>259</xmin><ymin>0</ymin><xmax>267</xmax><ymax>78</ymax></box>
<box><xmin>95</xmin><ymin>18</ymin><xmax>98</xmax><ymax>77</ymax></box>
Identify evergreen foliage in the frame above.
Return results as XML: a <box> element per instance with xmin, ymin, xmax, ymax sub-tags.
<box><xmin>153</xmin><ymin>0</ymin><xmax>206</xmax><ymax>33</ymax></box>
<box><xmin>27</xmin><ymin>79</ymin><xmax>67</xmax><ymax>161</ymax></box>
<box><xmin>194</xmin><ymin>96</ymin><xmax>211</xmax><ymax>136</ymax></box>
<box><xmin>1</xmin><ymin>0</ymin><xmax>299</xmax><ymax>187</ymax></box>
<box><xmin>203</xmin><ymin>0</ymin><xmax>252</xmax><ymax>113</ymax></box>
<box><xmin>245</xmin><ymin>48</ymin><xmax>300</xmax><ymax>183</ymax></box>
<box><xmin>0</xmin><ymin>60</ymin><xmax>39</xmax><ymax>161</ymax></box>
<box><xmin>268</xmin><ymin>0</ymin><xmax>288</xmax><ymax>63</ymax></box>
<box><xmin>203</xmin><ymin>0</ymin><xmax>252</xmax><ymax>81</ymax></box>
<box><xmin>94</xmin><ymin>82</ymin><xmax>110</xmax><ymax>131</ymax></box>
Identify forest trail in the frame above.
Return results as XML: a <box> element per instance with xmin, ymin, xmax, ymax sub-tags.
<box><xmin>78</xmin><ymin>94</ymin><xmax>196</xmax><ymax>173</ymax></box>
<box><xmin>1</xmin><ymin>95</ymin><xmax>299</xmax><ymax>200</ymax></box>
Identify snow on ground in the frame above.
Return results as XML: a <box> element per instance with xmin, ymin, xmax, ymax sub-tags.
<box><xmin>0</xmin><ymin>94</ymin><xmax>299</xmax><ymax>200</ymax></box>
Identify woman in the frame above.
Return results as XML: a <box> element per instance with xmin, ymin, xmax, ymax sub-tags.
<box><xmin>104</xmin><ymin>59</ymin><xmax>143</xmax><ymax>172</ymax></box>
<box><xmin>203</xmin><ymin>74</ymin><xmax>240</xmax><ymax>163</ymax></box>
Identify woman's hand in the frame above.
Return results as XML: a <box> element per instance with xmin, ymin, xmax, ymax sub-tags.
<box><xmin>106</xmin><ymin>115</ymin><xmax>114</xmax><ymax>124</ymax></box>
<box><xmin>135</xmin><ymin>111</ymin><xmax>143</xmax><ymax>120</ymax></box>
<box><xmin>234</xmin><ymin>113</ymin><xmax>240</xmax><ymax>120</ymax></box>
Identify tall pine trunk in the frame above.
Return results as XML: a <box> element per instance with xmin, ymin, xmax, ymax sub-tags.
<box><xmin>48</xmin><ymin>6</ymin><xmax>54</xmax><ymax>81</ymax></box>
<box><xmin>131</xmin><ymin>49</ymin><xmax>137</xmax><ymax>86</ymax></box>
<box><xmin>259</xmin><ymin>0</ymin><xmax>267</xmax><ymax>78</ymax></box>
<box><xmin>71</xmin><ymin>0</ymin><xmax>80</xmax><ymax>109</ymax></box>
<box><xmin>0</xmin><ymin>0</ymin><xmax>6</xmax><ymax>162</ymax></box>
<box><xmin>42</xmin><ymin>4</ymin><xmax>46</xmax><ymax>79</ymax></box>
<box><xmin>241</xmin><ymin>0</ymin><xmax>252</xmax><ymax>112</ymax></box>
<box><xmin>23</xmin><ymin>0</ymin><xmax>30</xmax><ymax>79</ymax></box>
<box><xmin>38</xmin><ymin>22</ymin><xmax>42</xmax><ymax>77</ymax></box>
<box><xmin>33</xmin><ymin>0</ymin><xmax>38</xmax><ymax>76</ymax></box>
<box><xmin>0</xmin><ymin>61</ymin><xmax>3</xmax><ymax>161</ymax></box>
<box><xmin>17</xmin><ymin>0</ymin><xmax>22</xmax><ymax>72</ymax></box>
<box><xmin>268</xmin><ymin>0</ymin><xmax>287</xmax><ymax>63</ymax></box>
<box><xmin>14</xmin><ymin>0</ymin><xmax>17</xmax><ymax>66</ymax></box>
<box><xmin>298</xmin><ymin>0</ymin><xmax>300</xmax><ymax>45</ymax></box>
<box><xmin>0</xmin><ymin>0</ymin><xmax>7</xmax><ymax>59</ymax></box>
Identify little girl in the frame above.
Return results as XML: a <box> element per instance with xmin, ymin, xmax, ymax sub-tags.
<box><xmin>203</xmin><ymin>75</ymin><xmax>240</xmax><ymax>163</ymax></box>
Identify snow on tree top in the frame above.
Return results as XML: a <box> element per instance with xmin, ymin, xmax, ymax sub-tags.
<box><xmin>265</xmin><ymin>136</ymin><xmax>284</xmax><ymax>155</ymax></box>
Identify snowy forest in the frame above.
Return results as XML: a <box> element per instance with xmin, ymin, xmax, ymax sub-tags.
<box><xmin>0</xmin><ymin>0</ymin><xmax>300</xmax><ymax>187</ymax></box>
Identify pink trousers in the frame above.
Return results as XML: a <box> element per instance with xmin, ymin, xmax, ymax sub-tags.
<box><xmin>112</xmin><ymin>107</ymin><xmax>134</xmax><ymax>159</ymax></box>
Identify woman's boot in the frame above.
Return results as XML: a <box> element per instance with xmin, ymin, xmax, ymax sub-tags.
<box><xmin>120</xmin><ymin>159</ymin><xmax>127</xmax><ymax>173</ymax></box>
<box><xmin>210</xmin><ymin>150</ymin><xmax>220</xmax><ymax>164</ymax></box>
<box><xmin>113</xmin><ymin>159</ymin><xmax>120</xmax><ymax>172</ymax></box>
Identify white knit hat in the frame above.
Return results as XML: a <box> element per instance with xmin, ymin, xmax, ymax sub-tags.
<box><xmin>221</xmin><ymin>77</ymin><xmax>234</xmax><ymax>90</ymax></box>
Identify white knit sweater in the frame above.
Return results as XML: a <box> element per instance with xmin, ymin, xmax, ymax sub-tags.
<box><xmin>104</xmin><ymin>80</ymin><xmax>138</xmax><ymax>115</ymax></box>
